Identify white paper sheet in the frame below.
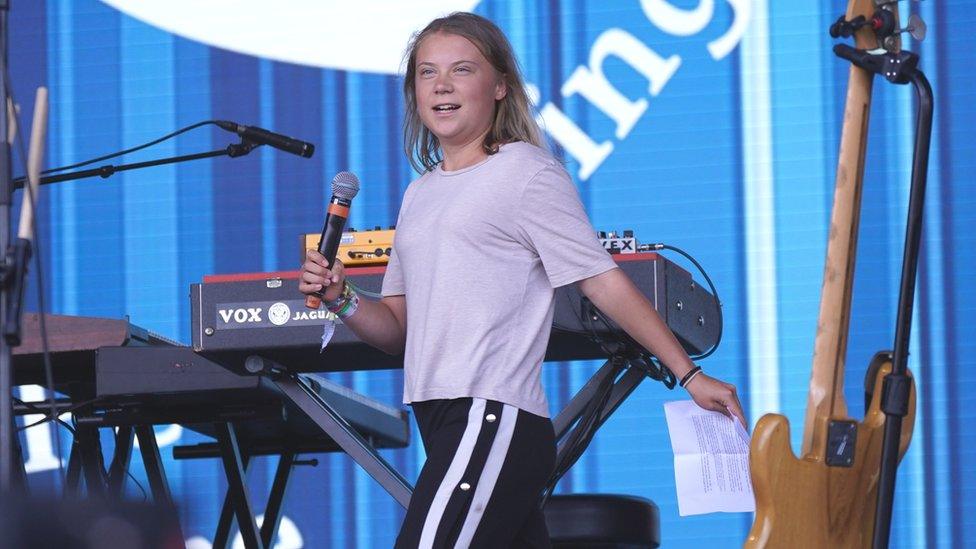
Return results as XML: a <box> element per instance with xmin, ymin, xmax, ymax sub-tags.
<box><xmin>663</xmin><ymin>400</ymin><xmax>756</xmax><ymax>516</ymax></box>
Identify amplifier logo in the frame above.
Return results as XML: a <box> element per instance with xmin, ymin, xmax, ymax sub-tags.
<box><xmin>218</xmin><ymin>307</ymin><xmax>263</xmax><ymax>324</ymax></box>
<box><xmin>601</xmin><ymin>237</ymin><xmax>637</xmax><ymax>254</ymax></box>
<box><xmin>293</xmin><ymin>310</ymin><xmax>331</xmax><ymax>321</ymax></box>
<box><xmin>216</xmin><ymin>300</ymin><xmax>333</xmax><ymax>330</ymax></box>
<box><xmin>268</xmin><ymin>302</ymin><xmax>291</xmax><ymax>326</ymax></box>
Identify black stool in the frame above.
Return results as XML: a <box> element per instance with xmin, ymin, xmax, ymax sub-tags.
<box><xmin>544</xmin><ymin>494</ymin><xmax>660</xmax><ymax>548</ymax></box>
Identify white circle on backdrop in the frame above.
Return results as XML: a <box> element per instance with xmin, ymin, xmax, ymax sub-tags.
<box><xmin>101</xmin><ymin>0</ymin><xmax>483</xmax><ymax>74</ymax></box>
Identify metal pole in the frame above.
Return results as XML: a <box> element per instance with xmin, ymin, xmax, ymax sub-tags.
<box><xmin>0</xmin><ymin>1</ymin><xmax>15</xmax><ymax>493</ymax></box>
<box><xmin>871</xmin><ymin>68</ymin><xmax>933</xmax><ymax>549</ymax></box>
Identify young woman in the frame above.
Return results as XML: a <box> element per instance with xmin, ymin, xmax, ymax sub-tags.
<box><xmin>300</xmin><ymin>12</ymin><xmax>745</xmax><ymax>548</ymax></box>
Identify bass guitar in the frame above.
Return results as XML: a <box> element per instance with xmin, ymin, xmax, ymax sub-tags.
<box><xmin>745</xmin><ymin>0</ymin><xmax>927</xmax><ymax>546</ymax></box>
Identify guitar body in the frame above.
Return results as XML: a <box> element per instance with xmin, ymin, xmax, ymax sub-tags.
<box><xmin>745</xmin><ymin>361</ymin><xmax>916</xmax><ymax>548</ymax></box>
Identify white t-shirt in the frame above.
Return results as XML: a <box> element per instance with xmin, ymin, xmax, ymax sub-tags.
<box><xmin>381</xmin><ymin>142</ymin><xmax>617</xmax><ymax>417</ymax></box>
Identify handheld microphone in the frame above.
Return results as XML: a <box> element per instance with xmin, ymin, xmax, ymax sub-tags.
<box><xmin>306</xmin><ymin>171</ymin><xmax>361</xmax><ymax>309</ymax></box>
<box><xmin>216</xmin><ymin>120</ymin><xmax>315</xmax><ymax>158</ymax></box>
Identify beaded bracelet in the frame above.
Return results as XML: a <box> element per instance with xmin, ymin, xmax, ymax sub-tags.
<box><xmin>679</xmin><ymin>365</ymin><xmax>703</xmax><ymax>389</ymax></box>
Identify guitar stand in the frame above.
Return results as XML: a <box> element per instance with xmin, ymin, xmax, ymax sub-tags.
<box><xmin>834</xmin><ymin>42</ymin><xmax>932</xmax><ymax>549</ymax></box>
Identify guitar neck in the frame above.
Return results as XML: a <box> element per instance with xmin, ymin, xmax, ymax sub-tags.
<box><xmin>800</xmin><ymin>0</ymin><xmax>891</xmax><ymax>458</ymax></box>
<box><xmin>800</xmin><ymin>66</ymin><xmax>872</xmax><ymax>457</ymax></box>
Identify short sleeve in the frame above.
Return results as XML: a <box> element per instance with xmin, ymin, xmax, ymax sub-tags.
<box><xmin>516</xmin><ymin>164</ymin><xmax>617</xmax><ymax>288</ymax></box>
<box><xmin>381</xmin><ymin>244</ymin><xmax>405</xmax><ymax>297</ymax></box>
<box><xmin>381</xmin><ymin>186</ymin><xmax>415</xmax><ymax>297</ymax></box>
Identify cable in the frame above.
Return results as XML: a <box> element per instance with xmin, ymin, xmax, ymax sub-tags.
<box><xmin>540</xmin><ymin>243</ymin><xmax>723</xmax><ymax>504</ymax></box>
<box><xmin>14</xmin><ymin>397</ymin><xmax>100</xmax><ymax>434</ymax></box>
<box><xmin>36</xmin><ymin>120</ymin><xmax>219</xmax><ymax>175</ymax></box>
<box><xmin>5</xmin><ymin>95</ymin><xmax>218</xmax><ymax>486</ymax></box>
<box><xmin>541</xmin><ymin>299</ymin><xmax>637</xmax><ymax>505</ymax></box>
<box><xmin>627</xmin><ymin>352</ymin><xmax>676</xmax><ymax>390</ymax></box>
<box><xmin>588</xmin><ymin>304</ymin><xmax>677</xmax><ymax>389</ymax></box>
<box><xmin>541</xmin><ymin>307</ymin><xmax>625</xmax><ymax>504</ymax></box>
<box><xmin>125</xmin><ymin>468</ymin><xmax>149</xmax><ymax>502</ymax></box>
<box><xmin>551</xmin><ymin>243</ymin><xmax>724</xmax><ymax>362</ymax></box>
<box><xmin>17</xmin><ymin>413</ymin><xmax>75</xmax><ymax>435</ymax></box>
<box><xmin>646</xmin><ymin>242</ymin><xmax>724</xmax><ymax>361</ymax></box>
<box><xmin>4</xmin><ymin>91</ymin><xmax>218</xmax><ymax>493</ymax></box>
<box><xmin>540</xmin><ymin>354</ymin><xmax>623</xmax><ymax>507</ymax></box>
<box><xmin>552</xmin><ymin>286</ymin><xmax>677</xmax><ymax>390</ymax></box>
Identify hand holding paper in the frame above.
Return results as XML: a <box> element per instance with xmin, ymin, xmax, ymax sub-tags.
<box><xmin>664</xmin><ymin>400</ymin><xmax>755</xmax><ymax>516</ymax></box>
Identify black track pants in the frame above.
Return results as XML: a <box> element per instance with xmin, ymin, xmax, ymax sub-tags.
<box><xmin>395</xmin><ymin>398</ymin><xmax>556</xmax><ymax>548</ymax></box>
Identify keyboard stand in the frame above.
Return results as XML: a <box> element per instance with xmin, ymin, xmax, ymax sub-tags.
<box><xmin>247</xmin><ymin>353</ymin><xmax>650</xmax><ymax>511</ymax></box>
<box><xmin>177</xmin><ymin>433</ymin><xmax>326</xmax><ymax>549</ymax></box>
<box><xmin>242</xmin><ymin>355</ymin><xmax>414</xmax><ymax>509</ymax></box>
<box><xmin>154</xmin><ymin>350</ymin><xmax>652</xmax><ymax>549</ymax></box>
<box><xmin>215</xmin><ymin>422</ymin><xmax>263</xmax><ymax>549</ymax></box>
<box><xmin>551</xmin><ymin>356</ymin><xmax>648</xmax><ymax>467</ymax></box>
<box><xmin>156</xmin><ymin>355</ymin><xmax>414</xmax><ymax>548</ymax></box>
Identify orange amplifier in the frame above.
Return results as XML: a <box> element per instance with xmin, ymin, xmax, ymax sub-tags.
<box><xmin>302</xmin><ymin>227</ymin><xmax>395</xmax><ymax>266</ymax></box>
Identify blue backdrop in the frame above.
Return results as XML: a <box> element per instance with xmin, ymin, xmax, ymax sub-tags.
<box><xmin>8</xmin><ymin>1</ymin><xmax>974</xmax><ymax>547</ymax></box>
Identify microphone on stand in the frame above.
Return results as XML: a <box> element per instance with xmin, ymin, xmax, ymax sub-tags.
<box><xmin>215</xmin><ymin>120</ymin><xmax>315</xmax><ymax>158</ymax></box>
<box><xmin>306</xmin><ymin>171</ymin><xmax>360</xmax><ymax>309</ymax></box>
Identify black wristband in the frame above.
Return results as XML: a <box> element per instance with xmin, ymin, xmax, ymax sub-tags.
<box><xmin>679</xmin><ymin>365</ymin><xmax>702</xmax><ymax>388</ymax></box>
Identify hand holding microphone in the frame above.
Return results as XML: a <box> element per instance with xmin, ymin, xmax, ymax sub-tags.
<box><xmin>301</xmin><ymin>249</ymin><xmax>345</xmax><ymax>302</ymax></box>
<box><xmin>301</xmin><ymin>172</ymin><xmax>360</xmax><ymax>309</ymax></box>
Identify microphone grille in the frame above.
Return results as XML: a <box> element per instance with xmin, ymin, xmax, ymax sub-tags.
<box><xmin>332</xmin><ymin>171</ymin><xmax>360</xmax><ymax>200</ymax></box>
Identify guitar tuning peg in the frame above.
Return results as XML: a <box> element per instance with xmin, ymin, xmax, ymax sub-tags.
<box><xmin>887</xmin><ymin>13</ymin><xmax>926</xmax><ymax>49</ymax></box>
<box><xmin>829</xmin><ymin>14</ymin><xmax>867</xmax><ymax>38</ymax></box>
<box><xmin>900</xmin><ymin>14</ymin><xmax>927</xmax><ymax>42</ymax></box>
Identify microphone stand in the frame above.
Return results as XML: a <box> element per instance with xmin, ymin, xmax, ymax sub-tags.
<box><xmin>0</xmin><ymin>0</ymin><xmax>17</xmax><ymax>494</ymax></box>
<box><xmin>0</xmin><ymin>137</ymin><xmax>259</xmax><ymax>492</ymax></box>
<box><xmin>12</xmin><ymin>140</ymin><xmax>257</xmax><ymax>189</ymax></box>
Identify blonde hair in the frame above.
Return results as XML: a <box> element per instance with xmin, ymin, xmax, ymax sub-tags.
<box><xmin>402</xmin><ymin>12</ymin><xmax>544</xmax><ymax>173</ymax></box>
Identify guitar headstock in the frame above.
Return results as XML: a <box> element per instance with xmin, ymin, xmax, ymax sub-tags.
<box><xmin>868</xmin><ymin>0</ymin><xmax>902</xmax><ymax>53</ymax></box>
<box><xmin>832</xmin><ymin>0</ymin><xmax>905</xmax><ymax>53</ymax></box>
<box><xmin>831</xmin><ymin>1</ymin><xmax>927</xmax><ymax>84</ymax></box>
